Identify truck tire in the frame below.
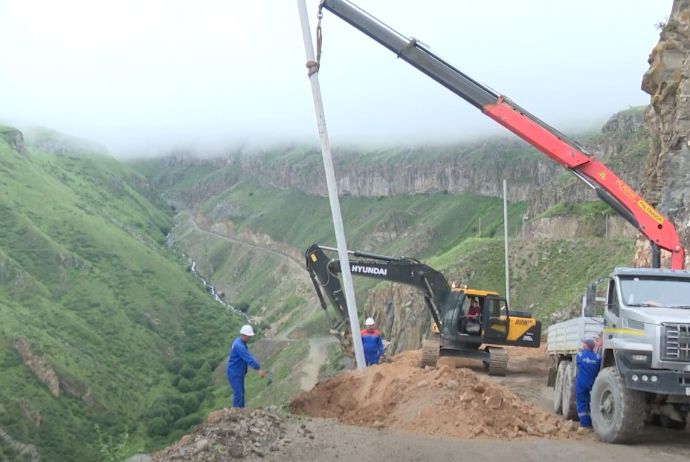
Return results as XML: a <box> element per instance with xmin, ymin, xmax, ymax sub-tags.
<box><xmin>553</xmin><ymin>361</ymin><xmax>567</xmax><ymax>415</ymax></box>
<box><xmin>591</xmin><ymin>366</ymin><xmax>646</xmax><ymax>444</ymax></box>
<box><xmin>562</xmin><ymin>362</ymin><xmax>577</xmax><ymax>420</ymax></box>
<box><xmin>547</xmin><ymin>366</ymin><xmax>557</xmax><ymax>387</ymax></box>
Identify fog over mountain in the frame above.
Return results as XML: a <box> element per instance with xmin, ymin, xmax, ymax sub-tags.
<box><xmin>0</xmin><ymin>0</ymin><xmax>671</xmax><ymax>156</ymax></box>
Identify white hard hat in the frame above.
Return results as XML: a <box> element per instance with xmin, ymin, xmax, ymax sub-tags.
<box><xmin>240</xmin><ymin>325</ymin><xmax>255</xmax><ymax>336</ymax></box>
<box><xmin>365</xmin><ymin>317</ymin><xmax>375</xmax><ymax>326</ymax></box>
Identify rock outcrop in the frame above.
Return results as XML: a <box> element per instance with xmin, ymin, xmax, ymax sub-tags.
<box><xmin>157</xmin><ymin>140</ymin><xmax>563</xmax><ymax>208</ymax></box>
<box><xmin>0</xmin><ymin>127</ymin><xmax>25</xmax><ymax>154</ymax></box>
<box><xmin>363</xmin><ymin>285</ymin><xmax>430</xmax><ymax>355</ymax></box>
<box><xmin>12</xmin><ymin>338</ymin><xmax>97</xmax><ymax>408</ymax></box>
<box><xmin>634</xmin><ymin>0</ymin><xmax>690</xmax><ymax>268</ymax></box>
<box><xmin>150</xmin><ymin>408</ymin><xmax>286</xmax><ymax>461</ymax></box>
<box><xmin>238</xmin><ymin>141</ymin><xmax>558</xmax><ymax>202</ymax></box>
<box><xmin>523</xmin><ymin>215</ymin><xmax>637</xmax><ymax>240</ymax></box>
<box><xmin>12</xmin><ymin>338</ymin><xmax>61</xmax><ymax>397</ymax></box>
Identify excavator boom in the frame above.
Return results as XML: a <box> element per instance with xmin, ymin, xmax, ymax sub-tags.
<box><xmin>305</xmin><ymin>244</ymin><xmax>450</xmax><ymax>333</ymax></box>
<box><xmin>318</xmin><ymin>0</ymin><xmax>685</xmax><ymax>269</ymax></box>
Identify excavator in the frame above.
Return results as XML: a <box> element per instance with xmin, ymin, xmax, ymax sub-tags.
<box><xmin>305</xmin><ymin>243</ymin><xmax>542</xmax><ymax>375</ymax></box>
<box><xmin>305</xmin><ymin>0</ymin><xmax>686</xmax><ymax>369</ymax></box>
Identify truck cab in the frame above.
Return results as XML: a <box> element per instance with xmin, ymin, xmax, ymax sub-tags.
<box><xmin>584</xmin><ymin>267</ymin><xmax>690</xmax><ymax>441</ymax></box>
<box><xmin>594</xmin><ymin>267</ymin><xmax>690</xmax><ymax>387</ymax></box>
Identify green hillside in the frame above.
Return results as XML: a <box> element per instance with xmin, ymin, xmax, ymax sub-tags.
<box><xmin>0</xmin><ymin>127</ymin><xmax>245</xmax><ymax>461</ymax></box>
<box><xmin>132</xmin><ymin>136</ymin><xmax>636</xmax><ymax>337</ymax></box>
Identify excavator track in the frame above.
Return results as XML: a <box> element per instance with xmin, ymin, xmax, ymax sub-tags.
<box><xmin>421</xmin><ymin>338</ymin><xmax>440</xmax><ymax>368</ymax></box>
<box><xmin>486</xmin><ymin>347</ymin><xmax>508</xmax><ymax>376</ymax></box>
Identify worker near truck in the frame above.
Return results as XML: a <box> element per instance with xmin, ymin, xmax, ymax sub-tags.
<box><xmin>360</xmin><ymin>317</ymin><xmax>385</xmax><ymax>366</ymax></box>
<box><xmin>226</xmin><ymin>324</ymin><xmax>265</xmax><ymax>408</ymax></box>
<box><xmin>575</xmin><ymin>337</ymin><xmax>602</xmax><ymax>428</ymax></box>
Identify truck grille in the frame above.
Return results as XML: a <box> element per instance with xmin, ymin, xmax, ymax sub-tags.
<box><xmin>662</xmin><ymin>323</ymin><xmax>690</xmax><ymax>362</ymax></box>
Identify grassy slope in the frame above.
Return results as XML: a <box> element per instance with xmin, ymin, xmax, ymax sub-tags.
<box><xmin>0</xmin><ymin>128</ymin><xmax>245</xmax><ymax>461</ymax></box>
<box><xmin>199</xmin><ymin>177</ymin><xmax>528</xmax><ymax>258</ymax></box>
<box><xmin>134</xmin><ymin>135</ymin><xmax>634</xmax><ymax>326</ymax></box>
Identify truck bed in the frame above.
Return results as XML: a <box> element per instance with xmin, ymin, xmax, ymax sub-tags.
<box><xmin>545</xmin><ymin>316</ymin><xmax>603</xmax><ymax>356</ymax></box>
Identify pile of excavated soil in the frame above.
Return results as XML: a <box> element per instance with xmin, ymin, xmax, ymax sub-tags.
<box><xmin>289</xmin><ymin>350</ymin><xmax>582</xmax><ymax>441</ymax></box>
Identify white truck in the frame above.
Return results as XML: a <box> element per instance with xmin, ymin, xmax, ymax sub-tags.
<box><xmin>546</xmin><ymin>267</ymin><xmax>690</xmax><ymax>443</ymax></box>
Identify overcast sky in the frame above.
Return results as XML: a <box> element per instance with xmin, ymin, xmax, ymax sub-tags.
<box><xmin>0</xmin><ymin>0</ymin><xmax>673</xmax><ymax>156</ymax></box>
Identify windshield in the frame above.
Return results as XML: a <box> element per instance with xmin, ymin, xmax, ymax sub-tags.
<box><xmin>619</xmin><ymin>276</ymin><xmax>690</xmax><ymax>308</ymax></box>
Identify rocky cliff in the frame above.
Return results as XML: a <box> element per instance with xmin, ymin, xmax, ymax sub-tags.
<box><xmin>158</xmin><ymin>140</ymin><xmax>563</xmax><ymax>208</ymax></box>
<box><xmin>0</xmin><ymin>127</ymin><xmax>25</xmax><ymax>154</ymax></box>
<box><xmin>154</xmin><ymin>110</ymin><xmax>648</xmax><ymax>225</ymax></box>
<box><xmin>634</xmin><ymin>0</ymin><xmax>690</xmax><ymax>268</ymax></box>
<box><xmin>524</xmin><ymin>215</ymin><xmax>636</xmax><ymax>240</ymax></box>
<box><xmin>240</xmin><ymin>141</ymin><xmax>559</xmax><ymax>202</ymax></box>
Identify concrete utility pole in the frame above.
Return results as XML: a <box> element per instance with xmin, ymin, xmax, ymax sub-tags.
<box><xmin>503</xmin><ymin>179</ymin><xmax>511</xmax><ymax>308</ymax></box>
<box><xmin>522</xmin><ymin>214</ymin><xmax>528</xmax><ymax>239</ymax></box>
<box><xmin>296</xmin><ymin>0</ymin><xmax>366</xmax><ymax>370</ymax></box>
<box><xmin>605</xmin><ymin>214</ymin><xmax>608</xmax><ymax>239</ymax></box>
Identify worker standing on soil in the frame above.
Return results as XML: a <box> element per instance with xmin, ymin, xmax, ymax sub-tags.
<box><xmin>575</xmin><ymin>337</ymin><xmax>602</xmax><ymax>428</ymax></box>
<box><xmin>360</xmin><ymin>317</ymin><xmax>385</xmax><ymax>366</ymax></box>
<box><xmin>226</xmin><ymin>325</ymin><xmax>265</xmax><ymax>408</ymax></box>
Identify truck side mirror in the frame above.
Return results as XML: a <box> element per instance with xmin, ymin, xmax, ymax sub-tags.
<box><xmin>584</xmin><ymin>284</ymin><xmax>596</xmax><ymax>317</ymax></box>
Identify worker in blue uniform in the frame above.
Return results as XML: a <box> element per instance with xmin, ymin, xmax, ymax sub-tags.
<box><xmin>575</xmin><ymin>337</ymin><xmax>602</xmax><ymax>428</ymax></box>
<box><xmin>360</xmin><ymin>317</ymin><xmax>385</xmax><ymax>366</ymax></box>
<box><xmin>226</xmin><ymin>325</ymin><xmax>265</xmax><ymax>408</ymax></box>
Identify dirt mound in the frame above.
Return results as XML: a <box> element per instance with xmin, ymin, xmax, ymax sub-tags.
<box><xmin>289</xmin><ymin>350</ymin><xmax>581</xmax><ymax>440</ymax></box>
<box><xmin>150</xmin><ymin>408</ymin><xmax>287</xmax><ymax>461</ymax></box>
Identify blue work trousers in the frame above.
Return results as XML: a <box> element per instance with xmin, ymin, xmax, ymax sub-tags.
<box><xmin>365</xmin><ymin>355</ymin><xmax>380</xmax><ymax>366</ymax></box>
<box><xmin>576</xmin><ymin>382</ymin><xmax>592</xmax><ymax>427</ymax></box>
<box><xmin>229</xmin><ymin>375</ymin><xmax>246</xmax><ymax>408</ymax></box>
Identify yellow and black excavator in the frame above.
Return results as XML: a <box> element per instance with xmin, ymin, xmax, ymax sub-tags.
<box><xmin>305</xmin><ymin>244</ymin><xmax>542</xmax><ymax>375</ymax></box>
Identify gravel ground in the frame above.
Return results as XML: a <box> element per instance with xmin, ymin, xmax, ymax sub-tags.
<box><xmin>243</xmin><ymin>415</ymin><xmax>690</xmax><ymax>462</ymax></box>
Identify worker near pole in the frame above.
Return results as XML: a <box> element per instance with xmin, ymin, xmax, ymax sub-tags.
<box><xmin>360</xmin><ymin>317</ymin><xmax>385</xmax><ymax>366</ymax></box>
<box><xmin>226</xmin><ymin>325</ymin><xmax>265</xmax><ymax>408</ymax></box>
<box><xmin>575</xmin><ymin>337</ymin><xmax>602</xmax><ymax>428</ymax></box>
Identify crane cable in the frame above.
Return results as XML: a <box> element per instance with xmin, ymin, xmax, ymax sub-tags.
<box><xmin>306</xmin><ymin>6</ymin><xmax>324</xmax><ymax>76</ymax></box>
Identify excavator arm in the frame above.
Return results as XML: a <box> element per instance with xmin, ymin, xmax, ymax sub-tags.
<box><xmin>305</xmin><ymin>243</ymin><xmax>451</xmax><ymax>336</ymax></box>
<box><xmin>318</xmin><ymin>0</ymin><xmax>685</xmax><ymax>270</ymax></box>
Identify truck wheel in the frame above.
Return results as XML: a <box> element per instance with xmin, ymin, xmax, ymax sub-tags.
<box><xmin>562</xmin><ymin>362</ymin><xmax>577</xmax><ymax>420</ymax></box>
<box><xmin>547</xmin><ymin>366</ymin><xmax>557</xmax><ymax>387</ymax></box>
<box><xmin>591</xmin><ymin>366</ymin><xmax>646</xmax><ymax>444</ymax></box>
<box><xmin>421</xmin><ymin>339</ymin><xmax>439</xmax><ymax>368</ymax></box>
<box><xmin>553</xmin><ymin>361</ymin><xmax>567</xmax><ymax>415</ymax></box>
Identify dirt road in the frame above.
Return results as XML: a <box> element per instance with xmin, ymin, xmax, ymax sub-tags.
<box><xmin>299</xmin><ymin>337</ymin><xmax>338</xmax><ymax>391</ymax></box>
<box><xmin>184</xmin><ymin>211</ymin><xmax>308</xmax><ymax>278</ymax></box>
<box><xmin>243</xmin><ymin>416</ymin><xmax>690</xmax><ymax>462</ymax></box>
